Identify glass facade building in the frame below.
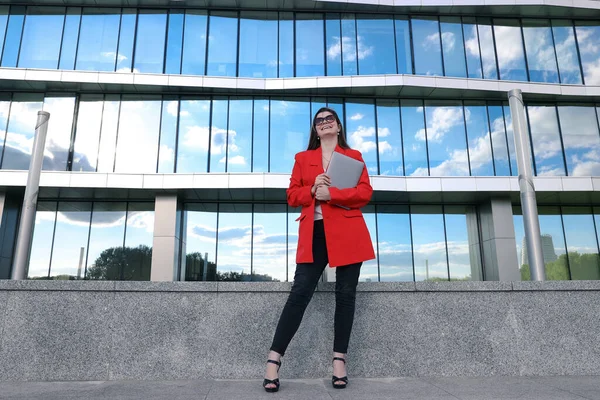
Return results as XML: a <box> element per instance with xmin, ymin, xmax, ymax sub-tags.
<box><xmin>1</xmin><ymin>0</ymin><xmax>600</xmax><ymax>283</ymax></box>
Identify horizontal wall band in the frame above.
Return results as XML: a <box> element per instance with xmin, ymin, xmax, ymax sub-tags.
<box><xmin>1</xmin><ymin>170</ymin><xmax>599</xmax><ymax>193</ymax></box>
<box><xmin>1</xmin><ymin>68</ymin><xmax>599</xmax><ymax>101</ymax></box>
<box><xmin>5</xmin><ymin>0</ymin><xmax>600</xmax><ymax>17</ymax></box>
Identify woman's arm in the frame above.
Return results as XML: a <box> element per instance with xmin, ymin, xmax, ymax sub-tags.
<box><xmin>286</xmin><ymin>154</ymin><xmax>314</xmax><ymax>208</ymax></box>
<box><xmin>327</xmin><ymin>152</ymin><xmax>373</xmax><ymax>209</ymax></box>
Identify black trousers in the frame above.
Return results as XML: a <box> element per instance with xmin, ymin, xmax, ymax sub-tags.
<box><xmin>270</xmin><ymin>219</ymin><xmax>362</xmax><ymax>356</ymax></box>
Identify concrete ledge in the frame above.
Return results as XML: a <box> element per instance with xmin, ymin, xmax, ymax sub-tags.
<box><xmin>1</xmin><ymin>280</ymin><xmax>600</xmax><ymax>381</ymax></box>
<box><xmin>1</xmin><ymin>280</ymin><xmax>598</xmax><ymax>292</ymax></box>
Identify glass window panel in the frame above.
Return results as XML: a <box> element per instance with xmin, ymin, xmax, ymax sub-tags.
<box><xmin>534</xmin><ymin>207</ymin><xmax>569</xmax><ymax>281</ymax></box>
<box><xmin>58</xmin><ymin>8</ymin><xmax>81</xmax><ymax>70</ymax></box>
<box><xmin>346</xmin><ymin>100</ymin><xmax>378</xmax><ymax>175</ymax></box>
<box><xmin>49</xmin><ymin>202</ymin><xmax>91</xmax><ymax>279</ymax></box>
<box><xmin>42</xmin><ymin>96</ymin><xmax>75</xmax><ymax>171</ymax></box>
<box><xmin>253</xmin><ymin>98</ymin><xmax>269</xmax><ymax>172</ymax></box>
<box><xmin>185</xmin><ymin>203</ymin><xmax>218</xmax><ymax>282</ymax></box>
<box><xmin>1</xmin><ymin>6</ymin><xmax>25</xmax><ymax>68</ymax></box>
<box><xmin>177</xmin><ymin>98</ymin><xmax>210</xmax><ymax>173</ymax></box>
<box><xmin>411</xmin><ymin>205</ymin><xmax>448</xmax><ymax>281</ymax></box>
<box><xmin>503</xmin><ymin>104</ymin><xmax>518</xmax><ymax>176</ymax></box>
<box><xmin>464</xmin><ymin>101</ymin><xmax>494</xmax><ymax>176</ymax></box>
<box><xmin>18</xmin><ymin>6</ymin><xmax>65</xmax><ymax>69</ymax></box>
<box><xmin>377</xmin><ymin>205</ymin><xmax>412</xmax><ymax>282</ymax></box>
<box><xmin>2</xmin><ymin>93</ymin><xmax>43</xmax><ymax>170</ymax></box>
<box><xmin>575</xmin><ymin>21</ymin><xmax>600</xmax><ymax>85</ymax></box>
<box><xmin>239</xmin><ymin>11</ymin><xmax>278</xmax><ymax>78</ymax></box>
<box><xmin>0</xmin><ymin>96</ymin><xmax>10</xmax><ymax>167</ymax></box>
<box><xmin>165</xmin><ymin>10</ymin><xmax>184</xmax><ymax>74</ymax></box>
<box><xmin>252</xmin><ymin>204</ymin><xmax>286</xmax><ymax>282</ymax></box>
<box><xmin>325</xmin><ymin>13</ymin><xmax>342</xmax><ymax>76</ymax></box>
<box><xmin>445</xmin><ymin>205</ymin><xmax>481</xmax><ymax>280</ymax></box>
<box><xmin>376</xmin><ymin>100</ymin><xmax>403</xmax><ymax>176</ymax></box>
<box><xmin>493</xmin><ymin>19</ymin><xmax>528</xmax><ymax>81</ymax></box>
<box><xmin>513</xmin><ymin>206</ymin><xmax>527</xmax><ymax>278</ymax></box>
<box><xmin>96</xmin><ymin>95</ymin><xmax>120</xmax><ymax>172</ymax></box>
<box><xmin>0</xmin><ymin>6</ymin><xmax>8</xmax><ymax>59</ymax></box>
<box><xmin>477</xmin><ymin>18</ymin><xmax>498</xmax><ymax>80</ymax></box>
<box><xmin>134</xmin><ymin>10</ymin><xmax>167</xmax><ymax>74</ymax></box>
<box><xmin>356</xmin><ymin>14</ymin><xmax>396</xmax><ymax>75</ymax></box>
<box><xmin>425</xmin><ymin>101</ymin><xmax>469</xmax><ymax>176</ymax></box>
<box><xmin>527</xmin><ymin>105</ymin><xmax>566</xmax><ymax>176</ymax></box>
<box><xmin>341</xmin><ymin>13</ymin><xmax>357</xmax><ymax>75</ymax></box>
<box><xmin>279</xmin><ymin>12</ymin><xmax>294</xmax><ymax>77</ymax></box>
<box><xmin>75</xmin><ymin>8</ymin><xmax>121</xmax><ymax>72</ymax></box>
<box><xmin>287</xmin><ymin>206</ymin><xmax>300</xmax><ymax>282</ymax></box>
<box><xmin>217</xmin><ymin>204</ymin><xmax>252</xmax><ymax>280</ymax></box>
<box><xmin>360</xmin><ymin>205</ymin><xmax>378</xmax><ymax>282</ymax></box>
<box><xmin>522</xmin><ymin>19</ymin><xmax>559</xmax><ymax>83</ymax></box>
<box><xmin>552</xmin><ymin>20</ymin><xmax>583</xmax><ymax>85</ymax></box>
<box><xmin>401</xmin><ymin>100</ymin><xmax>428</xmax><ymax>176</ymax></box>
<box><xmin>327</xmin><ymin>98</ymin><xmax>345</xmax><ymax>125</ymax></box>
<box><xmin>562</xmin><ymin>207</ymin><xmax>600</xmax><ymax>280</ymax></box>
<box><xmin>158</xmin><ymin>99</ymin><xmax>177</xmax><ymax>173</ymax></box>
<box><xmin>311</xmin><ymin>98</ymin><xmax>327</xmax><ymax>119</ymax></box>
<box><xmin>116</xmin><ymin>9</ymin><xmax>136</xmax><ymax>72</ymax></box>
<box><xmin>72</xmin><ymin>95</ymin><xmax>103</xmax><ymax>172</ymax></box>
<box><xmin>28</xmin><ymin>202</ymin><xmax>57</xmax><ymax>279</ymax></box>
<box><xmin>207</xmin><ymin>11</ymin><xmax>238</xmax><ymax>77</ymax></box>
<box><xmin>86</xmin><ymin>202</ymin><xmax>127</xmax><ymax>280</ymax></box>
<box><xmin>181</xmin><ymin>10</ymin><xmax>207</xmax><ymax>75</ymax></box>
<box><xmin>440</xmin><ymin>17</ymin><xmax>467</xmax><ymax>78</ymax></box>
<box><xmin>296</xmin><ymin>13</ymin><xmax>325</xmax><ymax>77</ymax></box>
<box><xmin>123</xmin><ymin>202</ymin><xmax>154</xmax><ymax>281</ymax></box>
<box><xmin>488</xmin><ymin>103</ymin><xmax>511</xmax><ymax>176</ymax></box>
<box><xmin>412</xmin><ymin>17</ymin><xmax>443</xmax><ymax>76</ymax></box>
<box><xmin>395</xmin><ymin>16</ymin><xmax>412</xmax><ymax>74</ymax></box>
<box><xmin>209</xmin><ymin>97</ymin><xmax>228</xmax><ymax>173</ymax></box>
<box><xmin>227</xmin><ymin>98</ymin><xmax>253</xmax><ymax>173</ymax></box>
<box><xmin>462</xmin><ymin>17</ymin><xmax>483</xmax><ymax>79</ymax></box>
<box><xmin>115</xmin><ymin>97</ymin><xmax>161</xmax><ymax>173</ymax></box>
<box><xmin>269</xmin><ymin>98</ymin><xmax>310</xmax><ymax>173</ymax></box>
<box><xmin>557</xmin><ymin>105</ymin><xmax>600</xmax><ymax>176</ymax></box>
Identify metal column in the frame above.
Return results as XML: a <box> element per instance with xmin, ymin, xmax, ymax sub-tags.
<box><xmin>11</xmin><ymin>111</ymin><xmax>50</xmax><ymax>280</ymax></box>
<box><xmin>508</xmin><ymin>89</ymin><xmax>545</xmax><ymax>281</ymax></box>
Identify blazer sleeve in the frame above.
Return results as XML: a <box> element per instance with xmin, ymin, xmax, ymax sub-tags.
<box><xmin>287</xmin><ymin>154</ymin><xmax>314</xmax><ymax>208</ymax></box>
<box><xmin>328</xmin><ymin>152</ymin><xmax>373</xmax><ymax>209</ymax></box>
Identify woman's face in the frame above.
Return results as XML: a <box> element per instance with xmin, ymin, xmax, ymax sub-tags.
<box><xmin>314</xmin><ymin>111</ymin><xmax>339</xmax><ymax>140</ymax></box>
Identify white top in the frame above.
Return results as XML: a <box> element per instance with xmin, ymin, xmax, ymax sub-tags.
<box><xmin>314</xmin><ymin>202</ymin><xmax>324</xmax><ymax>221</ymax></box>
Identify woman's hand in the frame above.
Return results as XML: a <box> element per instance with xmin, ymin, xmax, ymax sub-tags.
<box><xmin>311</xmin><ymin>173</ymin><xmax>331</xmax><ymax>196</ymax></box>
<box><xmin>314</xmin><ymin>173</ymin><xmax>330</xmax><ymax>187</ymax></box>
<box><xmin>315</xmin><ymin>185</ymin><xmax>331</xmax><ymax>201</ymax></box>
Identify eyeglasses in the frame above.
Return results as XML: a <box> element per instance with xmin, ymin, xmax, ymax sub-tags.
<box><xmin>314</xmin><ymin>115</ymin><xmax>336</xmax><ymax>126</ymax></box>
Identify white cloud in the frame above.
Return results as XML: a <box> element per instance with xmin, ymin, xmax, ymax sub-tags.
<box><xmin>350</xmin><ymin>113</ymin><xmax>364</xmax><ymax>121</ymax></box>
<box><xmin>441</xmin><ymin>31</ymin><xmax>455</xmax><ymax>53</ymax></box>
<box><xmin>415</xmin><ymin>106</ymin><xmax>464</xmax><ymax>143</ymax></box>
<box><xmin>378</xmin><ymin>127</ymin><xmax>391</xmax><ymax>137</ymax></box>
<box><xmin>327</xmin><ymin>35</ymin><xmax>374</xmax><ymax>62</ymax></box>
<box><xmin>378</xmin><ymin>141</ymin><xmax>392</xmax><ymax>154</ymax></box>
<box><xmin>349</xmin><ymin>126</ymin><xmax>377</xmax><ymax>153</ymax></box>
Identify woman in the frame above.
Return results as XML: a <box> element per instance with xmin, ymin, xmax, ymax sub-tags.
<box><xmin>263</xmin><ymin>107</ymin><xmax>375</xmax><ymax>392</ymax></box>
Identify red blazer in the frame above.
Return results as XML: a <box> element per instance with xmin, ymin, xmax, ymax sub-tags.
<box><xmin>287</xmin><ymin>145</ymin><xmax>376</xmax><ymax>268</ymax></box>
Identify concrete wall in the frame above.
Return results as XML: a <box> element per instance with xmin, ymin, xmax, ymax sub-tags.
<box><xmin>0</xmin><ymin>280</ymin><xmax>599</xmax><ymax>381</ymax></box>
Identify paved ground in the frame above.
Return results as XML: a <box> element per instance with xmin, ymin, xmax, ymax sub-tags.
<box><xmin>1</xmin><ymin>376</ymin><xmax>600</xmax><ymax>400</ymax></box>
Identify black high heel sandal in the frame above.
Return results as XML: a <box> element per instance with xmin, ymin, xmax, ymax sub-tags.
<box><xmin>332</xmin><ymin>357</ymin><xmax>348</xmax><ymax>389</ymax></box>
<box><xmin>263</xmin><ymin>359</ymin><xmax>282</xmax><ymax>393</ymax></box>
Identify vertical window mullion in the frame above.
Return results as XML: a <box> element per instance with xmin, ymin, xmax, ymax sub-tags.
<box><xmin>572</xmin><ymin>20</ymin><xmax>586</xmax><ymax>86</ymax></box>
<box><xmin>46</xmin><ymin>202</ymin><xmax>59</xmax><ymax>278</ymax></box>
<box><xmin>442</xmin><ymin>206</ymin><xmax>451</xmax><ymax>281</ymax></box>
<box><xmin>408</xmin><ymin>207</ymin><xmax>416</xmax><ymax>282</ymax></box>
<box><xmin>553</xmin><ymin>105</ymin><xmax>569</xmax><ymax>176</ymax></box>
<box><xmin>437</xmin><ymin>16</ymin><xmax>446</xmax><ymax>76</ymax></box>
<box><xmin>519</xmin><ymin>19</ymin><xmax>531</xmax><ymax>82</ymax></box>
<box><xmin>83</xmin><ymin>201</ymin><xmax>95</xmax><ymax>279</ymax></box>
<box><xmin>485</xmin><ymin>104</ymin><xmax>498</xmax><ymax>177</ymax></box>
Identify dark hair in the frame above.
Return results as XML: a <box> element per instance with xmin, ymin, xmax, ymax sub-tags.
<box><xmin>307</xmin><ymin>107</ymin><xmax>351</xmax><ymax>151</ymax></box>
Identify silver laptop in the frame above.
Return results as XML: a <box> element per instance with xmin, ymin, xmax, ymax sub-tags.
<box><xmin>326</xmin><ymin>151</ymin><xmax>364</xmax><ymax>189</ymax></box>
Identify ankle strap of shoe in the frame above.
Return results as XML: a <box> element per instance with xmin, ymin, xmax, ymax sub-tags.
<box><xmin>333</xmin><ymin>357</ymin><xmax>346</xmax><ymax>363</ymax></box>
